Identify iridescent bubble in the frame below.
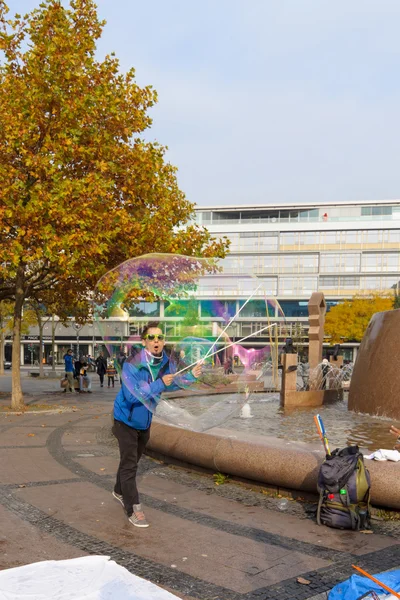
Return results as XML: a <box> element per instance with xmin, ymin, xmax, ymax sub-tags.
<box><xmin>94</xmin><ymin>253</ymin><xmax>287</xmax><ymax>432</ymax></box>
<box><xmin>277</xmin><ymin>498</ymin><xmax>289</xmax><ymax>511</ymax></box>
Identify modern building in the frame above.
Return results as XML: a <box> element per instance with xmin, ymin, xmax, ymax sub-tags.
<box><xmin>191</xmin><ymin>199</ymin><xmax>400</xmax><ymax>361</ymax></box>
<box><xmin>9</xmin><ymin>200</ymin><xmax>400</xmax><ymax>365</ymax></box>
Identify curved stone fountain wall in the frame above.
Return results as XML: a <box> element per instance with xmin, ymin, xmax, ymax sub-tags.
<box><xmin>147</xmin><ymin>422</ymin><xmax>400</xmax><ymax>510</ymax></box>
<box><xmin>348</xmin><ymin>309</ymin><xmax>400</xmax><ymax>420</ymax></box>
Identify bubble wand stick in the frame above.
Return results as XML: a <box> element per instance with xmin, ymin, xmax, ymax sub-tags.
<box><xmin>313</xmin><ymin>414</ymin><xmax>330</xmax><ymax>456</ymax></box>
<box><xmin>202</xmin><ymin>284</ymin><xmax>262</xmax><ymax>361</ymax></box>
<box><xmin>173</xmin><ymin>324</ymin><xmax>277</xmax><ymax>377</ymax></box>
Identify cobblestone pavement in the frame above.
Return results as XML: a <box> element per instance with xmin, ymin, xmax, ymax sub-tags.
<box><xmin>0</xmin><ymin>376</ymin><xmax>399</xmax><ymax>600</ymax></box>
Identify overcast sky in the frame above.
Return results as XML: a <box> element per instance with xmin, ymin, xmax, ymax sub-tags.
<box><xmin>12</xmin><ymin>1</ymin><xmax>400</xmax><ymax>207</ymax></box>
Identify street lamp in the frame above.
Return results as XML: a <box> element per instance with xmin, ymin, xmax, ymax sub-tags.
<box><xmin>73</xmin><ymin>323</ymin><xmax>83</xmax><ymax>357</ymax></box>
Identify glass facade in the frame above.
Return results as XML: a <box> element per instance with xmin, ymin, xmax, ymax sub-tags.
<box><xmin>278</xmin><ymin>301</ymin><xmax>309</xmax><ymax>317</ymax></box>
<box><xmin>195</xmin><ymin>204</ymin><xmax>400</xmax><ymax>225</ymax></box>
<box><xmin>129</xmin><ymin>301</ymin><xmax>160</xmax><ymax>317</ymax></box>
<box><xmin>209</xmin><ymin>211</ymin><xmax>400</xmax><ymax>298</ymax></box>
<box><xmin>238</xmin><ymin>299</ymin><xmax>275</xmax><ymax>318</ymax></box>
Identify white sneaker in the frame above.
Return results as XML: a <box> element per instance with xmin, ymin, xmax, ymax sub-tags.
<box><xmin>128</xmin><ymin>504</ymin><xmax>149</xmax><ymax>528</ymax></box>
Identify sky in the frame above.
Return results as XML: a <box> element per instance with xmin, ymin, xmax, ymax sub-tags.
<box><xmin>10</xmin><ymin>1</ymin><xmax>400</xmax><ymax>207</ymax></box>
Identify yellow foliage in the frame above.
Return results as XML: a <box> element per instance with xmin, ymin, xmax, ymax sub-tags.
<box><xmin>325</xmin><ymin>295</ymin><xmax>394</xmax><ymax>343</ymax></box>
<box><xmin>0</xmin><ymin>1</ymin><xmax>229</xmax><ymax>406</ymax></box>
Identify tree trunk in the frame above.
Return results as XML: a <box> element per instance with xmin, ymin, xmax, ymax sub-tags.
<box><xmin>0</xmin><ymin>325</ymin><xmax>4</xmax><ymax>376</ymax></box>
<box><xmin>51</xmin><ymin>314</ymin><xmax>56</xmax><ymax>372</ymax></box>
<box><xmin>11</xmin><ymin>270</ymin><xmax>25</xmax><ymax>410</ymax></box>
<box><xmin>38</xmin><ymin>315</ymin><xmax>44</xmax><ymax>377</ymax></box>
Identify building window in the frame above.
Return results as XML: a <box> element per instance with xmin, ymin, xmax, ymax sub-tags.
<box><xmin>279</xmin><ymin>277</ymin><xmax>317</xmax><ymax>295</ymax></box>
<box><xmin>361</xmin><ymin>253</ymin><xmax>400</xmax><ymax>272</ymax></box>
<box><xmin>361</xmin><ymin>276</ymin><xmax>400</xmax><ymax>290</ymax></box>
<box><xmin>364</xmin><ymin>230</ymin><xmax>381</xmax><ymax>244</ymax></box>
<box><xmin>361</xmin><ymin>206</ymin><xmax>392</xmax><ymax>216</ymax></box>
<box><xmin>238</xmin><ymin>299</ymin><xmax>275</xmax><ymax>317</ymax></box>
<box><xmin>129</xmin><ymin>301</ymin><xmax>160</xmax><ymax>317</ymax></box>
<box><xmin>200</xmin><ymin>300</ymin><xmax>236</xmax><ymax>319</ymax></box>
<box><xmin>320</xmin><ymin>254</ymin><xmax>360</xmax><ymax>272</ymax></box>
<box><xmin>388</xmin><ymin>230</ymin><xmax>400</xmax><ymax>243</ymax></box>
<box><xmin>280</xmin><ymin>232</ymin><xmax>298</xmax><ymax>247</ymax></box>
<box><xmin>279</xmin><ymin>300</ymin><xmax>309</xmax><ymax>317</ymax></box>
<box><xmin>319</xmin><ymin>276</ymin><xmax>360</xmax><ymax>289</ymax></box>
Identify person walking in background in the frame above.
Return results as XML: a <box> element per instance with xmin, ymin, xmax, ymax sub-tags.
<box><xmin>63</xmin><ymin>349</ymin><xmax>76</xmax><ymax>393</ymax></box>
<box><xmin>117</xmin><ymin>351</ymin><xmax>127</xmax><ymax>386</ymax></box>
<box><xmin>321</xmin><ymin>358</ymin><xmax>330</xmax><ymax>390</ymax></box>
<box><xmin>96</xmin><ymin>352</ymin><xmax>107</xmax><ymax>387</ymax></box>
<box><xmin>107</xmin><ymin>361</ymin><xmax>117</xmax><ymax>387</ymax></box>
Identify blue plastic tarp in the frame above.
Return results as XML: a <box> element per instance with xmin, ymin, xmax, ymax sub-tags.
<box><xmin>329</xmin><ymin>569</ymin><xmax>400</xmax><ymax>599</ymax></box>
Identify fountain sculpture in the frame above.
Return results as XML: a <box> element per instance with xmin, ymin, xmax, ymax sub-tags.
<box><xmin>348</xmin><ymin>308</ymin><xmax>400</xmax><ymax>420</ymax></box>
<box><xmin>280</xmin><ymin>292</ymin><xmax>343</xmax><ymax>407</ymax></box>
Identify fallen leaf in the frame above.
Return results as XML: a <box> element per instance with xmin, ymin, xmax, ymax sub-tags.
<box><xmin>27</xmin><ymin>433</ymin><xmax>35</xmax><ymax>437</ymax></box>
<box><xmin>297</xmin><ymin>577</ymin><xmax>311</xmax><ymax>585</ymax></box>
<box><xmin>100</xmin><ymin>468</ymin><xmax>105</xmax><ymax>471</ymax></box>
<box><xmin>18</xmin><ymin>484</ymin><xmax>26</xmax><ymax>488</ymax></box>
<box><xmin>360</xmin><ymin>529</ymin><xmax>373</xmax><ymax>534</ymax></box>
<box><xmin>41</xmin><ymin>424</ymin><xmax>46</xmax><ymax>428</ymax></box>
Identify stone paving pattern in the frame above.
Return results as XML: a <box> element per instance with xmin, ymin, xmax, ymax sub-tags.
<box><xmin>0</xmin><ymin>373</ymin><xmax>399</xmax><ymax>599</ymax></box>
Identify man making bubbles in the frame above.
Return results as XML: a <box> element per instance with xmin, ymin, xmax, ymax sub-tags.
<box><xmin>112</xmin><ymin>321</ymin><xmax>202</xmax><ymax>527</ymax></box>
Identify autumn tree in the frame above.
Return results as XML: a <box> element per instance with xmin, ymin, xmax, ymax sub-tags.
<box><xmin>0</xmin><ymin>1</ymin><xmax>228</xmax><ymax>408</ymax></box>
<box><xmin>325</xmin><ymin>295</ymin><xmax>393</xmax><ymax>344</ymax></box>
<box><xmin>393</xmin><ymin>290</ymin><xmax>400</xmax><ymax>309</ymax></box>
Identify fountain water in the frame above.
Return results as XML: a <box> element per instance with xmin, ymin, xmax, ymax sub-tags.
<box><xmin>239</xmin><ymin>403</ymin><xmax>253</xmax><ymax>419</ymax></box>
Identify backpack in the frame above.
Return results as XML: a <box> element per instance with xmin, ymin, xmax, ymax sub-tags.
<box><xmin>317</xmin><ymin>445</ymin><xmax>371</xmax><ymax>530</ymax></box>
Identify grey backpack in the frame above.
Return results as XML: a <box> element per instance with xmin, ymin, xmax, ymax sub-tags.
<box><xmin>317</xmin><ymin>446</ymin><xmax>371</xmax><ymax>530</ymax></box>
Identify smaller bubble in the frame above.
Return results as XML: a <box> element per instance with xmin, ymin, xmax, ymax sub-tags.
<box><xmin>277</xmin><ymin>498</ymin><xmax>289</xmax><ymax>511</ymax></box>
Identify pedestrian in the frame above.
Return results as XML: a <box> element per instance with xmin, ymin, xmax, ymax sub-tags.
<box><xmin>321</xmin><ymin>358</ymin><xmax>330</xmax><ymax>390</ymax></box>
<box><xmin>107</xmin><ymin>361</ymin><xmax>117</xmax><ymax>387</ymax></box>
<box><xmin>112</xmin><ymin>321</ymin><xmax>203</xmax><ymax>528</ymax></box>
<box><xmin>95</xmin><ymin>352</ymin><xmax>107</xmax><ymax>387</ymax></box>
<box><xmin>63</xmin><ymin>349</ymin><xmax>76</xmax><ymax>393</ymax></box>
<box><xmin>79</xmin><ymin>362</ymin><xmax>92</xmax><ymax>394</ymax></box>
<box><xmin>224</xmin><ymin>356</ymin><xmax>233</xmax><ymax>375</ymax></box>
<box><xmin>74</xmin><ymin>355</ymin><xmax>82</xmax><ymax>380</ymax></box>
<box><xmin>117</xmin><ymin>350</ymin><xmax>127</xmax><ymax>386</ymax></box>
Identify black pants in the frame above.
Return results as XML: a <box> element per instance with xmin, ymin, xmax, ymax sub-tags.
<box><xmin>107</xmin><ymin>376</ymin><xmax>114</xmax><ymax>387</ymax></box>
<box><xmin>99</xmin><ymin>373</ymin><xmax>104</xmax><ymax>385</ymax></box>
<box><xmin>112</xmin><ymin>419</ymin><xmax>150</xmax><ymax>516</ymax></box>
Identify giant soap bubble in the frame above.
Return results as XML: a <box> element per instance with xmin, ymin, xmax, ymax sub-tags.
<box><xmin>94</xmin><ymin>253</ymin><xmax>286</xmax><ymax>432</ymax></box>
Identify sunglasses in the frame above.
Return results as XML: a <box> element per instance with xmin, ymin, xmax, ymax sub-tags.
<box><xmin>144</xmin><ymin>334</ymin><xmax>165</xmax><ymax>341</ymax></box>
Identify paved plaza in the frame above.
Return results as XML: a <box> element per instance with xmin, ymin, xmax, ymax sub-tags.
<box><xmin>0</xmin><ymin>373</ymin><xmax>399</xmax><ymax>600</ymax></box>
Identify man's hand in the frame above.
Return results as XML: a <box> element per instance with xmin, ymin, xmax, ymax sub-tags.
<box><xmin>162</xmin><ymin>374</ymin><xmax>175</xmax><ymax>387</ymax></box>
<box><xmin>191</xmin><ymin>362</ymin><xmax>203</xmax><ymax>379</ymax></box>
<box><xmin>390</xmin><ymin>425</ymin><xmax>400</xmax><ymax>450</ymax></box>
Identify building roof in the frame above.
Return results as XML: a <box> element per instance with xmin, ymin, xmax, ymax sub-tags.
<box><xmin>195</xmin><ymin>199</ymin><xmax>400</xmax><ymax>212</ymax></box>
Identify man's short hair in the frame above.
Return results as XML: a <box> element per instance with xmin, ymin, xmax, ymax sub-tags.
<box><xmin>141</xmin><ymin>321</ymin><xmax>161</xmax><ymax>339</ymax></box>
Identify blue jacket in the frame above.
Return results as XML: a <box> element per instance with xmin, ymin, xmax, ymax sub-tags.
<box><xmin>113</xmin><ymin>349</ymin><xmax>195</xmax><ymax>430</ymax></box>
<box><xmin>64</xmin><ymin>354</ymin><xmax>74</xmax><ymax>373</ymax></box>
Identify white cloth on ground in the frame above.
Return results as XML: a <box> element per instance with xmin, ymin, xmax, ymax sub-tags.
<box><xmin>364</xmin><ymin>449</ymin><xmax>400</xmax><ymax>461</ymax></box>
<box><xmin>0</xmin><ymin>555</ymin><xmax>181</xmax><ymax>600</ymax></box>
